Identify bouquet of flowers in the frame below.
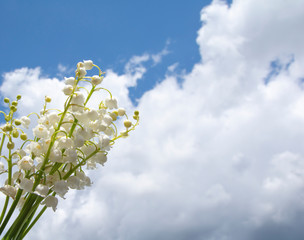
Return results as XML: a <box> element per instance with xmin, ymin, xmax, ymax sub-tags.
<box><xmin>0</xmin><ymin>60</ymin><xmax>139</xmax><ymax>239</ymax></box>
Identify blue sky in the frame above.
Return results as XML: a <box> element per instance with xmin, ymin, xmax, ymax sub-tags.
<box><xmin>0</xmin><ymin>0</ymin><xmax>224</xmax><ymax>103</ymax></box>
<box><xmin>1</xmin><ymin>0</ymin><xmax>304</xmax><ymax>240</ymax></box>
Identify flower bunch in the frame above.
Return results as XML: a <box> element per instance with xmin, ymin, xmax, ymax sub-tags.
<box><xmin>0</xmin><ymin>60</ymin><xmax>139</xmax><ymax>239</ymax></box>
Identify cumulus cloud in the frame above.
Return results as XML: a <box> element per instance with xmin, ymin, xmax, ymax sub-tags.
<box><xmin>1</xmin><ymin>0</ymin><xmax>304</xmax><ymax>239</ymax></box>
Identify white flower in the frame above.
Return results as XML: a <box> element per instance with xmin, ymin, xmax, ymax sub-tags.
<box><xmin>0</xmin><ymin>185</ymin><xmax>17</xmax><ymax>199</ymax></box>
<box><xmin>49</xmin><ymin>149</ymin><xmax>63</xmax><ymax>163</ymax></box>
<box><xmin>71</xmin><ymin>92</ymin><xmax>85</xmax><ymax>105</ymax></box>
<box><xmin>99</xmin><ymin>135</ymin><xmax>110</xmax><ymax>148</ymax></box>
<box><xmin>87</xmin><ymin>109</ymin><xmax>99</xmax><ymax>121</ymax></box>
<box><xmin>76</xmin><ymin>67</ymin><xmax>87</xmax><ymax>78</ymax></box>
<box><xmin>18</xmin><ymin>156</ymin><xmax>34</xmax><ymax>171</ymax></box>
<box><xmin>81</xmin><ymin>144</ymin><xmax>96</xmax><ymax>157</ymax></box>
<box><xmin>45</xmin><ymin>174</ymin><xmax>60</xmax><ymax>187</ymax></box>
<box><xmin>52</xmin><ymin>180</ymin><xmax>69</xmax><ymax>198</ymax></box>
<box><xmin>25</xmin><ymin>142</ymin><xmax>43</xmax><ymax>156</ymax></box>
<box><xmin>13</xmin><ymin>171</ymin><xmax>23</xmax><ymax>181</ymax></box>
<box><xmin>83</xmin><ymin>60</ymin><xmax>93</xmax><ymax>70</ymax></box>
<box><xmin>104</xmin><ymin>98</ymin><xmax>118</xmax><ymax>109</ymax></box>
<box><xmin>57</xmin><ymin>137</ymin><xmax>73</xmax><ymax>150</ymax></box>
<box><xmin>86</xmin><ymin>160</ymin><xmax>97</xmax><ymax>170</ymax></box>
<box><xmin>46</xmin><ymin>112</ymin><xmax>60</xmax><ymax>125</ymax></box>
<box><xmin>63</xmin><ymin>85</ymin><xmax>73</xmax><ymax>95</ymax></box>
<box><xmin>64</xmin><ymin>148</ymin><xmax>77</xmax><ymax>163</ymax></box>
<box><xmin>67</xmin><ymin>176</ymin><xmax>82</xmax><ymax>189</ymax></box>
<box><xmin>41</xmin><ymin>195</ymin><xmax>58</xmax><ymax>212</ymax></box>
<box><xmin>74</xmin><ymin>135</ymin><xmax>85</xmax><ymax>148</ymax></box>
<box><xmin>64</xmin><ymin>77</ymin><xmax>76</xmax><ymax>85</ymax></box>
<box><xmin>12</xmin><ymin>149</ymin><xmax>26</xmax><ymax>159</ymax></box>
<box><xmin>91</xmin><ymin>75</ymin><xmax>102</xmax><ymax>85</ymax></box>
<box><xmin>20</xmin><ymin>116</ymin><xmax>31</xmax><ymax>128</ymax></box>
<box><xmin>102</xmin><ymin>114</ymin><xmax>113</xmax><ymax>126</ymax></box>
<box><xmin>18</xmin><ymin>178</ymin><xmax>34</xmax><ymax>192</ymax></box>
<box><xmin>91</xmin><ymin>152</ymin><xmax>107</xmax><ymax>166</ymax></box>
<box><xmin>34</xmin><ymin>184</ymin><xmax>49</xmax><ymax>197</ymax></box>
<box><xmin>33</xmin><ymin>124</ymin><xmax>49</xmax><ymax>139</ymax></box>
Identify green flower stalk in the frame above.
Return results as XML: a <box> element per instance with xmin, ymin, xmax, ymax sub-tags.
<box><xmin>0</xmin><ymin>60</ymin><xmax>139</xmax><ymax>239</ymax></box>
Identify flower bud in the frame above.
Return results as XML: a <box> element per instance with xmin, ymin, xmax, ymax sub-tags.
<box><xmin>124</xmin><ymin>120</ymin><xmax>132</xmax><ymax>128</ymax></box>
<box><xmin>10</xmin><ymin>105</ymin><xmax>17</xmax><ymax>112</ymax></box>
<box><xmin>12</xmin><ymin>129</ymin><xmax>19</xmax><ymax>138</ymax></box>
<box><xmin>16</xmin><ymin>95</ymin><xmax>22</xmax><ymax>100</ymax></box>
<box><xmin>4</xmin><ymin>98</ymin><xmax>9</xmax><ymax>103</ymax></box>
<box><xmin>117</xmin><ymin>108</ymin><xmax>126</xmax><ymax>116</ymax></box>
<box><xmin>134</xmin><ymin>110</ymin><xmax>139</xmax><ymax>116</ymax></box>
<box><xmin>77</xmin><ymin>62</ymin><xmax>84</xmax><ymax>69</ymax></box>
<box><xmin>133</xmin><ymin>115</ymin><xmax>139</xmax><ymax>120</ymax></box>
<box><xmin>4</xmin><ymin>124</ymin><xmax>13</xmax><ymax>132</ymax></box>
<box><xmin>7</xmin><ymin>141</ymin><xmax>15</xmax><ymax>149</ymax></box>
<box><xmin>45</xmin><ymin>96</ymin><xmax>52</xmax><ymax>102</ymax></box>
<box><xmin>110</xmin><ymin>112</ymin><xmax>117</xmax><ymax>121</ymax></box>
<box><xmin>20</xmin><ymin>133</ymin><xmax>27</xmax><ymax>141</ymax></box>
<box><xmin>14</xmin><ymin>119</ymin><xmax>21</xmax><ymax>126</ymax></box>
<box><xmin>4</xmin><ymin>115</ymin><xmax>10</xmax><ymax>122</ymax></box>
<box><xmin>11</xmin><ymin>101</ymin><xmax>18</xmax><ymax>106</ymax></box>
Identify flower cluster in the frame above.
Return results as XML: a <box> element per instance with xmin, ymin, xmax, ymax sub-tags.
<box><xmin>0</xmin><ymin>60</ymin><xmax>139</xmax><ymax>239</ymax></box>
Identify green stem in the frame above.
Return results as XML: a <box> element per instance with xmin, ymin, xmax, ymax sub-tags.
<box><xmin>0</xmin><ymin>196</ymin><xmax>9</xmax><ymax>225</ymax></box>
<box><xmin>22</xmin><ymin>206</ymin><xmax>47</xmax><ymax>239</ymax></box>
<box><xmin>7</xmin><ymin>149</ymin><xmax>12</xmax><ymax>185</ymax></box>
<box><xmin>3</xmin><ymin>194</ymin><xmax>40</xmax><ymax>239</ymax></box>
<box><xmin>84</xmin><ymin>86</ymin><xmax>95</xmax><ymax>106</ymax></box>
<box><xmin>0</xmin><ymin>133</ymin><xmax>6</xmax><ymax>155</ymax></box>
<box><xmin>13</xmin><ymin>197</ymin><xmax>42</xmax><ymax>240</ymax></box>
<box><xmin>0</xmin><ymin>189</ymin><xmax>22</xmax><ymax>235</ymax></box>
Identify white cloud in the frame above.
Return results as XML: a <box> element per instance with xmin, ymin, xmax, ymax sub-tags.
<box><xmin>1</xmin><ymin>0</ymin><xmax>304</xmax><ymax>239</ymax></box>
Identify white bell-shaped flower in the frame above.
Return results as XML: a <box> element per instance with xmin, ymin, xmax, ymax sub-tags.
<box><xmin>52</xmin><ymin>180</ymin><xmax>69</xmax><ymax>198</ymax></box>
<box><xmin>41</xmin><ymin>195</ymin><xmax>58</xmax><ymax>212</ymax></box>
<box><xmin>0</xmin><ymin>185</ymin><xmax>17</xmax><ymax>199</ymax></box>
<box><xmin>63</xmin><ymin>85</ymin><xmax>73</xmax><ymax>95</ymax></box>
<box><xmin>99</xmin><ymin>134</ymin><xmax>110</xmax><ymax>148</ymax></box>
<box><xmin>18</xmin><ymin>156</ymin><xmax>34</xmax><ymax>171</ymax></box>
<box><xmin>87</xmin><ymin>109</ymin><xmax>99</xmax><ymax>121</ymax></box>
<box><xmin>104</xmin><ymin>97</ymin><xmax>118</xmax><ymax>109</ymax></box>
<box><xmin>64</xmin><ymin>77</ymin><xmax>76</xmax><ymax>85</ymax></box>
<box><xmin>18</xmin><ymin>178</ymin><xmax>34</xmax><ymax>193</ymax></box>
<box><xmin>33</xmin><ymin>124</ymin><xmax>49</xmax><ymax>139</ymax></box>
<box><xmin>67</xmin><ymin>176</ymin><xmax>82</xmax><ymax>189</ymax></box>
<box><xmin>83</xmin><ymin>60</ymin><xmax>93</xmax><ymax>70</ymax></box>
<box><xmin>91</xmin><ymin>75</ymin><xmax>102</xmax><ymax>85</ymax></box>
<box><xmin>20</xmin><ymin>116</ymin><xmax>31</xmax><ymax>128</ymax></box>
<box><xmin>34</xmin><ymin>184</ymin><xmax>49</xmax><ymax>197</ymax></box>
<box><xmin>71</xmin><ymin>92</ymin><xmax>85</xmax><ymax>105</ymax></box>
<box><xmin>57</xmin><ymin>137</ymin><xmax>73</xmax><ymax>150</ymax></box>
<box><xmin>76</xmin><ymin>67</ymin><xmax>87</xmax><ymax>78</ymax></box>
<box><xmin>102</xmin><ymin>114</ymin><xmax>113</xmax><ymax>126</ymax></box>
<box><xmin>49</xmin><ymin>149</ymin><xmax>63</xmax><ymax>163</ymax></box>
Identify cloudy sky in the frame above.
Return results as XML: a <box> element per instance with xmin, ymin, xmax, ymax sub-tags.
<box><xmin>1</xmin><ymin>0</ymin><xmax>304</xmax><ymax>239</ymax></box>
